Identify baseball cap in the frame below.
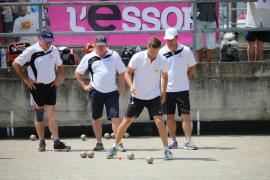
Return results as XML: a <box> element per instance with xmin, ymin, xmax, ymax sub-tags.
<box><xmin>164</xmin><ymin>28</ymin><xmax>178</xmax><ymax>40</ymax></box>
<box><xmin>94</xmin><ymin>35</ymin><xmax>107</xmax><ymax>46</ymax></box>
<box><xmin>40</xmin><ymin>31</ymin><xmax>54</xmax><ymax>43</ymax></box>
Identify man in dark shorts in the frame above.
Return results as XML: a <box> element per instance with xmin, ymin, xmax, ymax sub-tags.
<box><xmin>12</xmin><ymin>31</ymin><xmax>71</xmax><ymax>152</ymax></box>
<box><xmin>160</xmin><ymin>28</ymin><xmax>198</xmax><ymax>150</ymax></box>
<box><xmin>75</xmin><ymin>35</ymin><xmax>126</xmax><ymax>151</ymax></box>
<box><xmin>106</xmin><ymin>37</ymin><xmax>173</xmax><ymax>160</ymax></box>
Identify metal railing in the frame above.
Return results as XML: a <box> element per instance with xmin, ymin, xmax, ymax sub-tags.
<box><xmin>1</xmin><ymin>0</ymin><xmax>269</xmax><ymax>55</ymax></box>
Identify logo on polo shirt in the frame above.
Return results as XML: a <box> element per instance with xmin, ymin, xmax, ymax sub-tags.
<box><xmin>154</xmin><ymin>69</ymin><xmax>161</xmax><ymax>73</ymax></box>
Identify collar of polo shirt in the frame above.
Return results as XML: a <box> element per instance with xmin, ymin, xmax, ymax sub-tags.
<box><xmin>145</xmin><ymin>49</ymin><xmax>159</xmax><ymax>62</ymax></box>
<box><xmin>38</xmin><ymin>42</ymin><xmax>53</xmax><ymax>52</ymax></box>
<box><xmin>165</xmin><ymin>43</ymin><xmax>183</xmax><ymax>53</ymax></box>
<box><xmin>94</xmin><ymin>48</ymin><xmax>111</xmax><ymax>58</ymax></box>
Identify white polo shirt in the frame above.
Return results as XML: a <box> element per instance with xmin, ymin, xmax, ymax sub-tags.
<box><xmin>129</xmin><ymin>50</ymin><xmax>169</xmax><ymax>100</ymax></box>
<box><xmin>76</xmin><ymin>49</ymin><xmax>126</xmax><ymax>93</ymax></box>
<box><xmin>15</xmin><ymin>43</ymin><xmax>62</xmax><ymax>84</ymax></box>
<box><xmin>160</xmin><ymin>44</ymin><xmax>197</xmax><ymax>92</ymax></box>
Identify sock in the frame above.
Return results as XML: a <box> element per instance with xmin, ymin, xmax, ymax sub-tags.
<box><xmin>164</xmin><ymin>146</ymin><xmax>169</xmax><ymax>150</ymax></box>
<box><xmin>112</xmin><ymin>143</ymin><xmax>117</xmax><ymax>147</ymax></box>
<box><xmin>97</xmin><ymin>140</ymin><xmax>102</xmax><ymax>144</ymax></box>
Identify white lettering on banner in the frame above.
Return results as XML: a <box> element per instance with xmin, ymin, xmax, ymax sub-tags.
<box><xmin>67</xmin><ymin>6</ymin><xmax>193</xmax><ymax>32</ymax></box>
<box><xmin>80</xmin><ymin>6</ymin><xmax>87</xmax><ymax>20</ymax></box>
<box><xmin>142</xmin><ymin>7</ymin><xmax>161</xmax><ymax>31</ymax></box>
<box><xmin>182</xmin><ymin>7</ymin><xmax>193</xmax><ymax>30</ymax></box>
<box><xmin>67</xmin><ymin>7</ymin><xmax>85</xmax><ymax>32</ymax></box>
<box><xmin>122</xmin><ymin>6</ymin><xmax>192</xmax><ymax>31</ymax></box>
<box><xmin>161</xmin><ymin>7</ymin><xmax>182</xmax><ymax>30</ymax></box>
<box><xmin>122</xmin><ymin>6</ymin><xmax>141</xmax><ymax>31</ymax></box>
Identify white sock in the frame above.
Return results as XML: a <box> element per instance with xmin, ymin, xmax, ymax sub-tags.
<box><xmin>164</xmin><ymin>146</ymin><xmax>169</xmax><ymax>150</ymax></box>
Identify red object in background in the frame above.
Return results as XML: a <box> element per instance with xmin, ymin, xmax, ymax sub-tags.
<box><xmin>239</xmin><ymin>13</ymin><xmax>246</xmax><ymax>20</ymax></box>
<box><xmin>7</xmin><ymin>42</ymin><xmax>30</xmax><ymax>65</ymax></box>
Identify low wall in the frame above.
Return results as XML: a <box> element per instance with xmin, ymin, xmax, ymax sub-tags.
<box><xmin>0</xmin><ymin>62</ymin><xmax>269</xmax><ymax>128</ymax></box>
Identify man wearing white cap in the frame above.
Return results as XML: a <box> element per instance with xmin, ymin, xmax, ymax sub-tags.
<box><xmin>160</xmin><ymin>28</ymin><xmax>198</xmax><ymax>150</ymax></box>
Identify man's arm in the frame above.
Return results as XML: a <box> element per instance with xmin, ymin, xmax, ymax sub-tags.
<box><xmin>75</xmin><ymin>72</ymin><xmax>92</xmax><ymax>91</ymax></box>
<box><xmin>161</xmin><ymin>72</ymin><xmax>168</xmax><ymax>104</ymax></box>
<box><xmin>187</xmin><ymin>65</ymin><xmax>196</xmax><ymax>79</ymax></box>
<box><xmin>117</xmin><ymin>72</ymin><xmax>125</xmax><ymax>95</ymax></box>
<box><xmin>12</xmin><ymin>61</ymin><xmax>36</xmax><ymax>90</ymax></box>
<box><xmin>124</xmin><ymin>67</ymin><xmax>135</xmax><ymax>96</ymax></box>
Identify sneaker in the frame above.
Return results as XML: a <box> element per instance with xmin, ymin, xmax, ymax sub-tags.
<box><xmin>117</xmin><ymin>142</ymin><xmax>126</xmax><ymax>152</ymax></box>
<box><xmin>53</xmin><ymin>141</ymin><xmax>71</xmax><ymax>152</ymax></box>
<box><xmin>168</xmin><ymin>140</ymin><xmax>178</xmax><ymax>149</ymax></box>
<box><xmin>164</xmin><ymin>149</ymin><xmax>174</xmax><ymax>160</ymax></box>
<box><xmin>106</xmin><ymin>146</ymin><xmax>117</xmax><ymax>159</ymax></box>
<box><xmin>184</xmin><ymin>140</ymin><xmax>198</xmax><ymax>150</ymax></box>
<box><xmin>93</xmin><ymin>142</ymin><xmax>105</xmax><ymax>151</ymax></box>
<box><xmin>38</xmin><ymin>140</ymin><xmax>46</xmax><ymax>152</ymax></box>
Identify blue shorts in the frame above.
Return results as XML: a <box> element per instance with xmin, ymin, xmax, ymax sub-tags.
<box><xmin>245</xmin><ymin>31</ymin><xmax>270</xmax><ymax>42</ymax></box>
<box><xmin>89</xmin><ymin>89</ymin><xmax>119</xmax><ymax>120</ymax></box>
<box><xmin>196</xmin><ymin>20</ymin><xmax>217</xmax><ymax>50</ymax></box>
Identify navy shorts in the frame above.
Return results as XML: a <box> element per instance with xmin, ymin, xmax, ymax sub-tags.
<box><xmin>162</xmin><ymin>91</ymin><xmax>190</xmax><ymax>116</ymax></box>
<box><xmin>125</xmin><ymin>96</ymin><xmax>163</xmax><ymax>118</ymax></box>
<box><xmin>89</xmin><ymin>89</ymin><xmax>119</xmax><ymax>120</ymax></box>
<box><xmin>29</xmin><ymin>82</ymin><xmax>56</xmax><ymax>107</ymax></box>
<box><xmin>245</xmin><ymin>31</ymin><xmax>270</xmax><ymax>42</ymax></box>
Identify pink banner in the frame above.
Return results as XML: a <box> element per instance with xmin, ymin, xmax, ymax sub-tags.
<box><xmin>48</xmin><ymin>0</ymin><xmax>194</xmax><ymax>46</ymax></box>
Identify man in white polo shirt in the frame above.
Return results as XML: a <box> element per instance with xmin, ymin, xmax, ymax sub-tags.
<box><xmin>160</xmin><ymin>28</ymin><xmax>198</xmax><ymax>150</ymax></box>
<box><xmin>106</xmin><ymin>37</ymin><xmax>173</xmax><ymax>160</ymax></box>
<box><xmin>12</xmin><ymin>31</ymin><xmax>71</xmax><ymax>152</ymax></box>
<box><xmin>75</xmin><ymin>35</ymin><xmax>126</xmax><ymax>151</ymax></box>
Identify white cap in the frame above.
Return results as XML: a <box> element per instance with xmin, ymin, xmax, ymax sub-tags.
<box><xmin>164</xmin><ymin>28</ymin><xmax>178</xmax><ymax>40</ymax></box>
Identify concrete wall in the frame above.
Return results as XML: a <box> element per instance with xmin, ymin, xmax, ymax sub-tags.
<box><xmin>0</xmin><ymin>62</ymin><xmax>270</xmax><ymax>127</ymax></box>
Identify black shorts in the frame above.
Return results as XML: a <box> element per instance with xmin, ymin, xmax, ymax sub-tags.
<box><xmin>126</xmin><ymin>96</ymin><xmax>163</xmax><ymax>118</ymax></box>
<box><xmin>89</xmin><ymin>89</ymin><xmax>119</xmax><ymax>120</ymax></box>
<box><xmin>163</xmin><ymin>91</ymin><xmax>190</xmax><ymax>116</ymax></box>
<box><xmin>29</xmin><ymin>82</ymin><xmax>56</xmax><ymax>107</ymax></box>
<box><xmin>245</xmin><ymin>31</ymin><xmax>270</xmax><ymax>42</ymax></box>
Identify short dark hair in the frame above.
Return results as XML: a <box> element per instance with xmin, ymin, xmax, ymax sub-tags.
<box><xmin>148</xmin><ymin>37</ymin><xmax>161</xmax><ymax>49</ymax></box>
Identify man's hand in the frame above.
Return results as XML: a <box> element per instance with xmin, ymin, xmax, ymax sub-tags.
<box><xmin>23</xmin><ymin>78</ymin><xmax>37</xmax><ymax>90</ymax></box>
<box><xmin>130</xmin><ymin>85</ymin><xmax>136</xmax><ymax>96</ymax></box>
<box><xmin>83</xmin><ymin>84</ymin><xmax>93</xmax><ymax>91</ymax></box>
<box><xmin>51</xmin><ymin>76</ymin><xmax>63</xmax><ymax>87</ymax></box>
